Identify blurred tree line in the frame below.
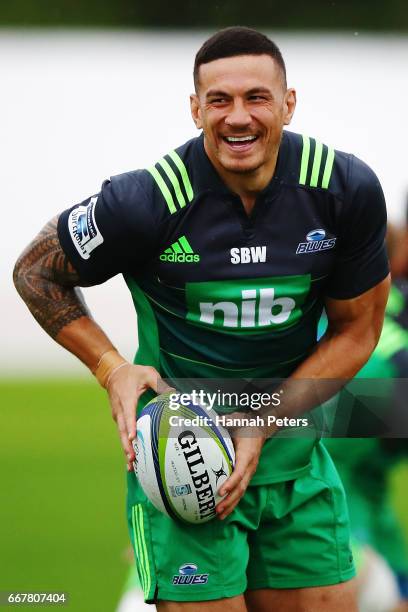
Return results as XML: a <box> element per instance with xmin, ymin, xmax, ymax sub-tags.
<box><xmin>1</xmin><ymin>0</ymin><xmax>408</xmax><ymax>30</ymax></box>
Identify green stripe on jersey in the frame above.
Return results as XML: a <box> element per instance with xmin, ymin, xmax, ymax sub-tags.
<box><xmin>168</xmin><ymin>150</ymin><xmax>194</xmax><ymax>202</ymax></box>
<box><xmin>157</xmin><ymin>157</ymin><xmax>186</xmax><ymax>208</ymax></box>
<box><xmin>136</xmin><ymin>505</ymin><xmax>151</xmax><ymax>599</ymax></box>
<box><xmin>310</xmin><ymin>140</ymin><xmax>323</xmax><ymax>187</ymax></box>
<box><xmin>322</xmin><ymin>147</ymin><xmax>335</xmax><ymax>188</ymax></box>
<box><xmin>147</xmin><ymin>166</ymin><xmax>177</xmax><ymax>214</ymax></box>
<box><xmin>299</xmin><ymin>134</ymin><xmax>310</xmax><ymax>185</ymax></box>
<box><xmin>149</xmin><ymin>150</ymin><xmax>194</xmax><ymax>214</ymax></box>
<box><xmin>132</xmin><ymin>505</ymin><xmax>148</xmax><ymax>597</ymax></box>
<box><xmin>299</xmin><ymin>135</ymin><xmax>335</xmax><ymax>189</ymax></box>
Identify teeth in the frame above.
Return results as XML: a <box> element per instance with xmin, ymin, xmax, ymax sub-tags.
<box><xmin>226</xmin><ymin>136</ymin><xmax>257</xmax><ymax>142</ymax></box>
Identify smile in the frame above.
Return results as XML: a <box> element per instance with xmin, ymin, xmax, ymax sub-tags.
<box><xmin>222</xmin><ymin>135</ymin><xmax>259</xmax><ymax>150</ymax></box>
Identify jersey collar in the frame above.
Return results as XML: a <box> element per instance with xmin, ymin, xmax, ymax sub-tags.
<box><xmin>192</xmin><ymin>131</ymin><xmax>289</xmax><ymax>198</ymax></box>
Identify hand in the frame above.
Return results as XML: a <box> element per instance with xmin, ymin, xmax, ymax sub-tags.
<box><xmin>215</xmin><ymin>433</ymin><xmax>265</xmax><ymax>520</ymax></box>
<box><xmin>106</xmin><ymin>363</ymin><xmax>170</xmax><ymax>471</ymax></box>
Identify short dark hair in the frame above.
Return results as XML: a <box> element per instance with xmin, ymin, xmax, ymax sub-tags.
<box><xmin>193</xmin><ymin>26</ymin><xmax>287</xmax><ymax>91</ymax></box>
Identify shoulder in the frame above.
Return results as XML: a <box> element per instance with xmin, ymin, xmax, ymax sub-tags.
<box><xmin>69</xmin><ymin>136</ymin><xmax>198</xmax><ymax>236</ymax></box>
<box><xmin>346</xmin><ymin>155</ymin><xmax>384</xmax><ymax>200</ymax></box>
<box><xmin>101</xmin><ymin>136</ymin><xmax>198</xmax><ymax>223</ymax></box>
<box><xmin>142</xmin><ymin>136</ymin><xmax>199</xmax><ymax>219</ymax></box>
<box><xmin>103</xmin><ymin>169</ymin><xmax>150</xmax><ymax>207</ymax></box>
<box><xmin>94</xmin><ymin>169</ymin><xmax>157</xmax><ymax>232</ymax></box>
<box><xmin>283</xmin><ymin>130</ymin><xmax>382</xmax><ymax>200</ymax></box>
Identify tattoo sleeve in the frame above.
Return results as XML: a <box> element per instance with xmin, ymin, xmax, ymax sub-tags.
<box><xmin>13</xmin><ymin>215</ymin><xmax>92</xmax><ymax>338</ymax></box>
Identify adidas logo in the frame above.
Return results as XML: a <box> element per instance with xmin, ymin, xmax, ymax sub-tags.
<box><xmin>160</xmin><ymin>235</ymin><xmax>200</xmax><ymax>263</ymax></box>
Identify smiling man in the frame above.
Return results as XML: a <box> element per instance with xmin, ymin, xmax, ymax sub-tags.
<box><xmin>191</xmin><ymin>48</ymin><xmax>291</xmax><ymax>197</ymax></box>
<box><xmin>14</xmin><ymin>27</ymin><xmax>390</xmax><ymax>612</ymax></box>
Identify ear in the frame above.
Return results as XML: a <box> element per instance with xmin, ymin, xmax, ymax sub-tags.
<box><xmin>190</xmin><ymin>94</ymin><xmax>203</xmax><ymax>130</ymax></box>
<box><xmin>283</xmin><ymin>88</ymin><xmax>296</xmax><ymax>126</ymax></box>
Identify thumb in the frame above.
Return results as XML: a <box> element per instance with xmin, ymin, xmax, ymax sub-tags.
<box><xmin>140</xmin><ymin>366</ymin><xmax>165</xmax><ymax>394</ymax></box>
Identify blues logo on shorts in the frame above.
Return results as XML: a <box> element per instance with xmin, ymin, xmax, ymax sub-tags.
<box><xmin>172</xmin><ymin>563</ymin><xmax>209</xmax><ymax>585</ymax></box>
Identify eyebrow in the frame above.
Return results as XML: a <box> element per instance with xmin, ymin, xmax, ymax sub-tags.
<box><xmin>246</xmin><ymin>87</ymin><xmax>273</xmax><ymax>96</ymax></box>
<box><xmin>205</xmin><ymin>89</ymin><xmax>229</xmax><ymax>99</ymax></box>
<box><xmin>205</xmin><ymin>86</ymin><xmax>273</xmax><ymax>99</ymax></box>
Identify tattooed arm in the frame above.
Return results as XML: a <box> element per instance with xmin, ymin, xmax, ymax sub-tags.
<box><xmin>13</xmin><ymin>215</ymin><xmax>116</xmax><ymax>369</ymax></box>
<box><xmin>13</xmin><ymin>214</ymin><xmax>163</xmax><ymax>466</ymax></box>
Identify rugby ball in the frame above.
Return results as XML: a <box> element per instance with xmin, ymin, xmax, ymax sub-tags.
<box><xmin>133</xmin><ymin>392</ymin><xmax>235</xmax><ymax>524</ymax></box>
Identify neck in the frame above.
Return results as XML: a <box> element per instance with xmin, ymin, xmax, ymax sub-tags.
<box><xmin>204</xmin><ymin>142</ymin><xmax>279</xmax><ymax>215</ymax></box>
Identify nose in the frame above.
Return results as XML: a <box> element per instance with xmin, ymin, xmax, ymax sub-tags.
<box><xmin>224</xmin><ymin>99</ymin><xmax>251</xmax><ymax>128</ymax></box>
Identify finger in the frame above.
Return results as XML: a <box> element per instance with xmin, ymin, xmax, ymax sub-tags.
<box><xmin>109</xmin><ymin>392</ymin><xmax>122</xmax><ymax>423</ymax></box>
<box><xmin>219</xmin><ymin>504</ymin><xmax>238</xmax><ymax>521</ymax></box>
<box><xmin>110</xmin><ymin>392</ymin><xmax>135</xmax><ymax>459</ymax></box>
<box><xmin>218</xmin><ymin>463</ymin><xmax>246</xmax><ymax>497</ymax></box>
<box><xmin>117</xmin><ymin>413</ymin><xmax>133</xmax><ymax>458</ymax></box>
<box><xmin>217</xmin><ymin>476</ymin><xmax>247</xmax><ymax>511</ymax></box>
<box><xmin>217</xmin><ymin>499</ymin><xmax>241</xmax><ymax>520</ymax></box>
<box><xmin>217</xmin><ymin>476</ymin><xmax>250</xmax><ymax>519</ymax></box>
<box><xmin>157</xmin><ymin>379</ymin><xmax>176</xmax><ymax>395</ymax></box>
<box><xmin>141</xmin><ymin>366</ymin><xmax>164</xmax><ymax>394</ymax></box>
<box><xmin>217</xmin><ymin>464</ymin><xmax>251</xmax><ymax>514</ymax></box>
<box><xmin>162</xmin><ymin>384</ymin><xmax>177</xmax><ymax>395</ymax></box>
<box><xmin>123</xmin><ymin>391</ymin><xmax>141</xmax><ymax>443</ymax></box>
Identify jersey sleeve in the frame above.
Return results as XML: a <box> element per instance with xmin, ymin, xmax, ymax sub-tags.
<box><xmin>325</xmin><ymin>157</ymin><xmax>389</xmax><ymax>299</ymax></box>
<box><xmin>57</xmin><ymin>170</ymin><xmax>157</xmax><ymax>284</ymax></box>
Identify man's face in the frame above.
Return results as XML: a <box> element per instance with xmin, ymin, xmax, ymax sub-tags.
<box><xmin>191</xmin><ymin>54</ymin><xmax>296</xmax><ymax>176</ymax></box>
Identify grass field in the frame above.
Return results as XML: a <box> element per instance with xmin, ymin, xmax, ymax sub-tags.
<box><xmin>0</xmin><ymin>380</ymin><xmax>129</xmax><ymax>611</ymax></box>
<box><xmin>1</xmin><ymin>379</ymin><xmax>408</xmax><ymax>611</ymax></box>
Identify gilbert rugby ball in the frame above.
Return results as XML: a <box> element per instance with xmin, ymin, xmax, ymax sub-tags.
<box><xmin>133</xmin><ymin>392</ymin><xmax>235</xmax><ymax>524</ymax></box>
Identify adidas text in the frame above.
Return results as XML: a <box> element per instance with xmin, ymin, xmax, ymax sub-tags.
<box><xmin>160</xmin><ymin>252</ymin><xmax>200</xmax><ymax>263</ymax></box>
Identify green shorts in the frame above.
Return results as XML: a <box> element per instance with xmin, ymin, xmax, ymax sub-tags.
<box><xmin>127</xmin><ymin>441</ymin><xmax>355</xmax><ymax>603</ymax></box>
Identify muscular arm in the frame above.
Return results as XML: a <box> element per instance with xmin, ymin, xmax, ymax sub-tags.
<box><xmin>263</xmin><ymin>274</ymin><xmax>392</xmax><ymax>428</ymax></box>
<box><xmin>217</xmin><ymin>275</ymin><xmax>391</xmax><ymax>519</ymax></box>
<box><xmin>13</xmin><ymin>215</ymin><xmax>161</xmax><ymax>465</ymax></box>
<box><xmin>299</xmin><ymin>274</ymin><xmax>391</xmax><ymax>374</ymax></box>
<box><xmin>13</xmin><ymin>215</ymin><xmax>114</xmax><ymax>370</ymax></box>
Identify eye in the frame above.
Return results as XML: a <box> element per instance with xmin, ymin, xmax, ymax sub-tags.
<box><xmin>248</xmin><ymin>95</ymin><xmax>266</xmax><ymax>102</ymax></box>
<box><xmin>210</xmin><ymin>97</ymin><xmax>228</xmax><ymax>105</ymax></box>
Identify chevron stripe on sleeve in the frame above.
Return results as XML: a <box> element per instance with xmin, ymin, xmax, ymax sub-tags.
<box><xmin>299</xmin><ymin>135</ymin><xmax>335</xmax><ymax>189</ymax></box>
<box><xmin>148</xmin><ymin>150</ymin><xmax>194</xmax><ymax>214</ymax></box>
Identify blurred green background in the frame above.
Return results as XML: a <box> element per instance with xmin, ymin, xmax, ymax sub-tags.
<box><xmin>0</xmin><ymin>0</ymin><xmax>407</xmax><ymax>30</ymax></box>
<box><xmin>1</xmin><ymin>380</ymin><xmax>129</xmax><ymax>610</ymax></box>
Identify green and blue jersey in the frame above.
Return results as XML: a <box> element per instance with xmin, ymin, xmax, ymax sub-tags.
<box><xmin>58</xmin><ymin>130</ymin><xmax>388</xmax><ymax>483</ymax></box>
